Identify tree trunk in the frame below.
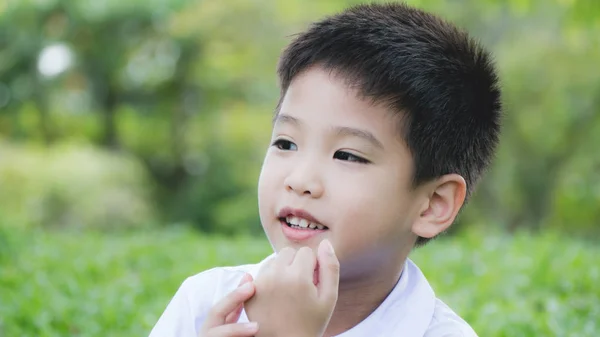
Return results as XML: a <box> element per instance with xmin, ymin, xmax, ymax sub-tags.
<box><xmin>101</xmin><ymin>86</ymin><xmax>119</xmax><ymax>150</ymax></box>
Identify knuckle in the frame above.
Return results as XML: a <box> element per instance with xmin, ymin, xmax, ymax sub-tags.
<box><xmin>329</xmin><ymin>260</ymin><xmax>340</xmax><ymax>274</ymax></box>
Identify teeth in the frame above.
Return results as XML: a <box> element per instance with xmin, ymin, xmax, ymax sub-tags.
<box><xmin>284</xmin><ymin>215</ymin><xmax>327</xmax><ymax>230</ymax></box>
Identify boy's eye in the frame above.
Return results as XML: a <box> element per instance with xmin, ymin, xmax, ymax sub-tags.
<box><xmin>272</xmin><ymin>139</ymin><xmax>297</xmax><ymax>151</ymax></box>
<box><xmin>333</xmin><ymin>151</ymin><xmax>370</xmax><ymax>164</ymax></box>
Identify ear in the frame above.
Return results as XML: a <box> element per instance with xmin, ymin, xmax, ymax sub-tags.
<box><xmin>412</xmin><ymin>174</ymin><xmax>467</xmax><ymax>239</ymax></box>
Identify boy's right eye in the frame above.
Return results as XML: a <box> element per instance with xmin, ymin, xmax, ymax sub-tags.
<box><xmin>272</xmin><ymin>139</ymin><xmax>297</xmax><ymax>151</ymax></box>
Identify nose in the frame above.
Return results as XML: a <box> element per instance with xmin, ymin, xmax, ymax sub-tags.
<box><xmin>284</xmin><ymin>160</ymin><xmax>324</xmax><ymax>198</ymax></box>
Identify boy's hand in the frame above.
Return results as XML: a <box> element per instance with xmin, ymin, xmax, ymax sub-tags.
<box><xmin>199</xmin><ymin>273</ymin><xmax>260</xmax><ymax>337</ymax></box>
<box><xmin>244</xmin><ymin>239</ymin><xmax>340</xmax><ymax>337</ymax></box>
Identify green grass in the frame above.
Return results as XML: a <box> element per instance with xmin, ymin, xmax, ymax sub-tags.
<box><xmin>0</xmin><ymin>227</ymin><xmax>598</xmax><ymax>337</ymax></box>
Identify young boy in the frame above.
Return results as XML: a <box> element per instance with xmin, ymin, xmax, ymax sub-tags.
<box><xmin>149</xmin><ymin>3</ymin><xmax>501</xmax><ymax>337</ymax></box>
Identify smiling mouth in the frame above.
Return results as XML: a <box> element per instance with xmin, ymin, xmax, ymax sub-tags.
<box><xmin>279</xmin><ymin>216</ymin><xmax>329</xmax><ymax>231</ymax></box>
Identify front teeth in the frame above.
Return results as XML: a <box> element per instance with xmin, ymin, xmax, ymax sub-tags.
<box><xmin>285</xmin><ymin>216</ymin><xmax>325</xmax><ymax>230</ymax></box>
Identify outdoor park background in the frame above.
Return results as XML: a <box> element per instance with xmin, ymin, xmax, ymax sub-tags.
<box><xmin>0</xmin><ymin>0</ymin><xmax>599</xmax><ymax>336</ymax></box>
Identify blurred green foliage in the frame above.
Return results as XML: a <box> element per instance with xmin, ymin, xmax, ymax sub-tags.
<box><xmin>1</xmin><ymin>0</ymin><xmax>599</xmax><ymax>238</ymax></box>
<box><xmin>0</xmin><ymin>228</ymin><xmax>598</xmax><ymax>336</ymax></box>
<box><xmin>1</xmin><ymin>2</ymin><xmax>599</xmax><ymax>336</ymax></box>
<box><xmin>0</xmin><ymin>141</ymin><xmax>156</xmax><ymax>230</ymax></box>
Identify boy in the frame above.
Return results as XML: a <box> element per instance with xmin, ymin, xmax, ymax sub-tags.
<box><xmin>149</xmin><ymin>2</ymin><xmax>501</xmax><ymax>337</ymax></box>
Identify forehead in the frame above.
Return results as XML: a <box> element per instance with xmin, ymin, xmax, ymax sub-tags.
<box><xmin>276</xmin><ymin>67</ymin><xmax>403</xmax><ymax>140</ymax></box>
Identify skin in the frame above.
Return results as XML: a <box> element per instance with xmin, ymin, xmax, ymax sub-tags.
<box><xmin>248</xmin><ymin>65</ymin><xmax>467</xmax><ymax>337</ymax></box>
<box><xmin>199</xmin><ymin>274</ymin><xmax>259</xmax><ymax>337</ymax></box>
<box><xmin>244</xmin><ymin>241</ymin><xmax>340</xmax><ymax>337</ymax></box>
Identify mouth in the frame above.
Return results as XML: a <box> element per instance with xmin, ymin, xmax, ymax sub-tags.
<box><xmin>279</xmin><ymin>215</ymin><xmax>329</xmax><ymax>230</ymax></box>
<box><xmin>277</xmin><ymin>207</ymin><xmax>329</xmax><ymax>231</ymax></box>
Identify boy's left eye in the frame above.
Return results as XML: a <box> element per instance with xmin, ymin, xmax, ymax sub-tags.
<box><xmin>333</xmin><ymin>151</ymin><xmax>370</xmax><ymax>164</ymax></box>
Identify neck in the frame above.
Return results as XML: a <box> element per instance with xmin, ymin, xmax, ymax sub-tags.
<box><xmin>322</xmin><ymin>252</ymin><xmax>408</xmax><ymax>337</ymax></box>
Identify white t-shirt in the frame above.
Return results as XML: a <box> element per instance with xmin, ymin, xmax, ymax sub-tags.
<box><xmin>148</xmin><ymin>255</ymin><xmax>477</xmax><ymax>337</ymax></box>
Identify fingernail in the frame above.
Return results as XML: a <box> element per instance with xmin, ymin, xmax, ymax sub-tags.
<box><xmin>239</xmin><ymin>282</ymin><xmax>253</xmax><ymax>293</ymax></box>
<box><xmin>239</xmin><ymin>273</ymin><xmax>250</xmax><ymax>285</ymax></box>
<box><xmin>245</xmin><ymin>322</ymin><xmax>259</xmax><ymax>331</ymax></box>
<box><xmin>322</xmin><ymin>239</ymin><xmax>335</xmax><ymax>256</ymax></box>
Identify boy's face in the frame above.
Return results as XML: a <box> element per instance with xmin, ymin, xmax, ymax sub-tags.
<box><xmin>257</xmin><ymin>67</ymin><xmax>427</xmax><ymax>278</ymax></box>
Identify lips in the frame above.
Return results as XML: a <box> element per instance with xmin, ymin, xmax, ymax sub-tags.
<box><xmin>277</xmin><ymin>207</ymin><xmax>329</xmax><ymax>242</ymax></box>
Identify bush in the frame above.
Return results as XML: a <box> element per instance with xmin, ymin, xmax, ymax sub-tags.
<box><xmin>0</xmin><ymin>141</ymin><xmax>156</xmax><ymax>230</ymax></box>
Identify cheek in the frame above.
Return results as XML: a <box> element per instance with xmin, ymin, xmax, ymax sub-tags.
<box><xmin>333</xmin><ymin>173</ymin><xmax>411</xmax><ymax>236</ymax></box>
<box><xmin>257</xmin><ymin>154</ymin><xmax>284</xmax><ymax>210</ymax></box>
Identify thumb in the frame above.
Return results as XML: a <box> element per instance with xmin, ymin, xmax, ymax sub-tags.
<box><xmin>316</xmin><ymin>239</ymin><xmax>340</xmax><ymax>304</ymax></box>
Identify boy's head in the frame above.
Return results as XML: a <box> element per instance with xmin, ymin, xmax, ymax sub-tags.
<box><xmin>257</xmin><ymin>3</ymin><xmax>501</xmax><ymax>275</ymax></box>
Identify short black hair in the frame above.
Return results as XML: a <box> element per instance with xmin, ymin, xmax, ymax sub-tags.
<box><xmin>275</xmin><ymin>3</ymin><xmax>502</xmax><ymax>246</ymax></box>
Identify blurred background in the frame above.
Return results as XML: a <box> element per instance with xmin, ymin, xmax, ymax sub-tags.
<box><xmin>0</xmin><ymin>0</ymin><xmax>598</xmax><ymax>336</ymax></box>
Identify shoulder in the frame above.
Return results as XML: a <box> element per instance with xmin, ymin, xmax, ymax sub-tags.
<box><xmin>183</xmin><ymin>262</ymin><xmax>258</xmax><ymax>313</ymax></box>
<box><xmin>424</xmin><ymin>298</ymin><xmax>478</xmax><ymax>337</ymax></box>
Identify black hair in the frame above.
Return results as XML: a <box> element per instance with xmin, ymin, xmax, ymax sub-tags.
<box><xmin>276</xmin><ymin>3</ymin><xmax>502</xmax><ymax>246</ymax></box>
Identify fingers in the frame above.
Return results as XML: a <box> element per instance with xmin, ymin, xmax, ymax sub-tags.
<box><xmin>224</xmin><ymin>304</ymin><xmax>244</xmax><ymax>325</ymax></box>
<box><xmin>238</xmin><ymin>273</ymin><xmax>253</xmax><ymax>286</ymax></box>
<box><xmin>275</xmin><ymin>247</ymin><xmax>297</xmax><ymax>267</ymax></box>
<box><xmin>224</xmin><ymin>274</ymin><xmax>254</xmax><ymax>324</ymax></box>
<box><xmin>292</xmin><ymin>246</ymin><xmax>317</xmax><ymax>280</ymax></box>
<box><xmin>316</xmin><ymin>239</ymin><xmax>340</xmax><ymax>303</ymax></box>
<box><xmin>205</xmin><ymin>322</ymin><xmax>259</xmax><ymax>337</ymax></box>
<box><xmin>204</xmin><ymin>282</ymin><xmax>255</xmax><ymax>329</ymax></box>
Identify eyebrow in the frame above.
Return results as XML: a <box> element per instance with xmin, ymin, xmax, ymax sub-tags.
<box><xmin>273</xmin><ymin>113</ymin><xmax>384</xmax><ymax>150</ymax></box>
<box><xmin>272</xmin><ymin>113</ymin><xmax>300</xmax><ymax>127</ymax></box>
<box><xmin>334</xmin><ymin>126</ymin><xmax>384</xmax><ymax>150</ymax></box>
